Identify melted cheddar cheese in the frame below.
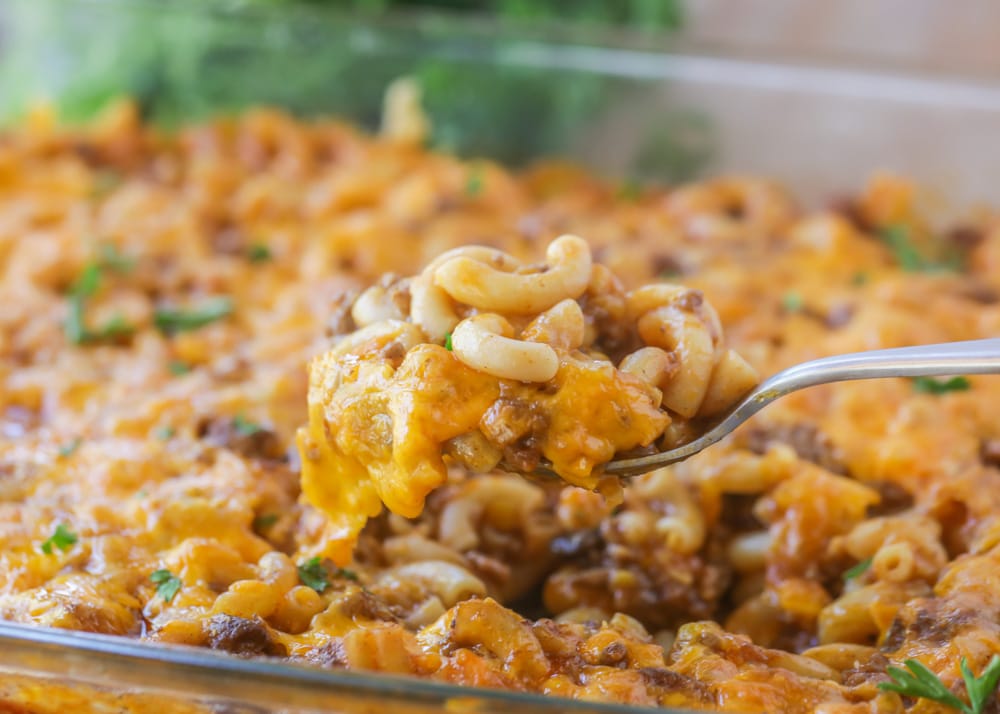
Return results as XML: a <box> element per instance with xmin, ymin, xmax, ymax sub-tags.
<box><xmin>2</xmin><ymin>103</ymin><xmax>1000</xmax><ymax>714</ymax></box>
<box><xmin>300</xmin><ymin>341</ymin><xmax>669</xmax><ymax>561</ymax></box>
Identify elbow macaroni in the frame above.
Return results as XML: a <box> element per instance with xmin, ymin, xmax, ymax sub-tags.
<box><xmin>298</xmin><ymin>235</ymin><xmax>758</xmax><ymax>559</ymax></box>
<box><xmin>451</xmin><ymin>313</ymin><xmax>560</xmax><ymax>383</ymax></box>
<box><xmin>434</xmin><ymin>235</ymin><xmax>592</xmax><ymax>314</ymax></box>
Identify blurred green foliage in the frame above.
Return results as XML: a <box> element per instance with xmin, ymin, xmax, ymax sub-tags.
<box><xmin>1</xmin><ymin>0</ymin><xmax>713</xmax><ymax>178</ymax></box>
<box><xmin>266</xmin><ymin>0</ymin><xmax>683</xmax><ymax>31</ymax></box>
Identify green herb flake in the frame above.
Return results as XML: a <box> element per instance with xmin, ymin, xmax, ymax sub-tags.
<box><xmin>297</xmin><ymin>556</ymin><xmax>329</xmax><ymax>593</ymax></box>
<box><xmin>167</xmin><ymin>360</ymin><xmax>191</xmax><ymax>376</ymax></box>
<box><xmin>98</xmin><ymin>244</ymin><xmax>135</xmax><ymax>273</ymax></box>
<box><xmin>850</xmin><ymin>272</ymin><xmax>869</xmax><ymax>286</ymax></box>
<box><xmin>65</xmin><ymin>263</ymin><xmax>102</xmax><ymax>344</ymax></box>
<box><xmin>154</xmin><ymin>297</ymin><xmax>233</xmax><ymax>335</ymax></box>
<box><xmin>253</xmin><ymin>513</ymin><xmax>279</xmax><ymax>531</ymax></box>
<box><xmin>444</xmin><ymin>332</ymin><xmax>453</xmax><ymax>351</ymax></box>
<box><xmin>71</xmin><ymin>262</ymin><xmax>102</xmax><ymax>299</ymax></box>
<box><xmin>68</xmin><ymin>315</ymin><xmax>135</xmax><ymax>344</ymax></box>
<box><xmin>154</xmin><ymin>425</ymin><xmax>176</xmax><ymax>440</ymax></box>
<box><xmin>65</xmin><ymin>294</ymin><xmax>89</xmax><ymax>345</ymax></box>
<box><xmin>337</xmin><ymin>568</ymin><xmax>359</xmax><ymax>582</ymax></box>
<box><xmin>41</xmin><ymin>524</ymin><xmax>78</xmax><ymax>555</ymax></box>
<box><xmin>150</xmin><ymin>568</ymin><xmax>183</xmax><ymax>603</ymax></box>
<box><xmin>65</xmin><ymin>263</ymin><xmax>134</xmax><ymax>344</ymax></box>
<box><xmin>233</xmin><ymin>414</ymin><xmax>263</xmax><ymax>437</ymax></box>
<box><xmin>962</xmin><ymin>655</ymin><xmax>1000</xmax><ymax>714</ymax></box>
<box><xmin>465</xmin><ymin>164</ymin><xmax>484</xmax><ymax>197</ymax></box>
<box><xmin>247</xmin><ymin>243</ymin><xmax>272</xmax><ymax>263</ymax></box>
<box><xmin>843</xmin><ymin>557</ymin><xmax>873</xmax><ymax>581</ymax></box>
<box><xmin>781</xmin><ymin>291</ymin><xmax>804</xmax><ymax>312</ymax></box>
<box><xmin>878</xmin><ymin>655</ymin><xmax>1000</xmax><ymax>714</ymax></box>
<box><xmin>913</xmin><ymin>376</ymin><xmax>971</xmax><ymax>395</ymax></box>
<box><xmin>880</xmin><ymin>225</ymin><xmax>926</xmax><ymax>272</ymax></box>
<box><xmin>57</xmin><ymin>438</ymin><xmax>82</xmax><ymax>458</ymax></box>
<box><xmin>879</xmin><ymin>224</ymin><xmax>962</xmax><ymax>273</ymax></box>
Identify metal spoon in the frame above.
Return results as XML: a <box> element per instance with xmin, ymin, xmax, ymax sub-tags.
<box><xmin>540</xmin><ymin>338</ymin><xmax>1000</xmax><ymax>479</ymax></box>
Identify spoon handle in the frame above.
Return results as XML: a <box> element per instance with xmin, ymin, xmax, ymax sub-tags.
<box><xmin>603</xmin><ymin>338</ymin><xmax>1000</xmax><ymax>477</ymax></box>
<box><xmin>765</xmin><ymin>337</ymin><xmax>1000</xmax><ymax>389</ymax></box>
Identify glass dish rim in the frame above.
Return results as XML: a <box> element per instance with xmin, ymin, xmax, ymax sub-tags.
<box><xmin>0</xmin><ymin>620</ymin><xmax>695</xmax><ymax>713</ymax></box>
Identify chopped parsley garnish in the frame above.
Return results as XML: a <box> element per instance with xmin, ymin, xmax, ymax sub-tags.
<box><xmin>247</xmin><ymin>243</ymin><xmax>272</xmax><ymax>263</ymax></box>
<box><xmin>879</xmin><ymin>655</ymin><xmax>1000</xmax><ymax>714</ymax></box>
<box><xmin>465</xmin><ymin>164</ymin><xmax>484</xmax><ymax>197</ymax></box>
<box><xmin>913</xmin><ymin>376</ymin><xmax>971</xmax><ymax>395</ymax></box>
<box><xmin>233</xmin><ymin>414</ymin><xmax>263</xmax><ymax>437</ymax></box>
<box><xmin>253</xmin><ymin>513</ymin><xmax>278</xmax><ymax>531</ymax></box>
<box><xmin>962</xmin><ymin>656</ymin><xmax>1000</xmax><ymax>714</ymax></box>
<box><xmin>98</xmin><ymin>244</ymin><xmax>135</xmax><ymax>273</ymax></box>
<box><xmin>154</xmin><ymin>297</ymin><xmax>233</xmax><ymax>334</ymax></box>
<box><xmin>850</xmin><ymin>271</ymin><xmax>869</xmax><ymax>286</ymax></box>
<box><xmin>879</xmin><ymin>224</ymin><xmax>963</xmax><ymax>273</ymax></box>
<box><xmin>63</xmin><ymin>311</ymin><xmax>85</xmax><ymax>343</ymax></box>
<box><xmin>150</xmin><ymin>569</ymin><xmax>183</xmax><ymax>603</ymax></box>
<box><xmin>154</xmin><ymin>425</ymin><xmax>176</xmax><ymax>440</ymax></box>
<box><xmin>880</xmin><ymin>225</ymin><xmax>926</xmax><ymax>272</ymax></box>
<box><xmin>41</xmin><ymin>524</ymin><xmax>78</xmax><ymax>554</ymax></box>
<box><xmin>297</xmin><ymin>556</ymin><xmax>329</xmax><ymax>592</ymax></box>
<box><xmin>781</xmin><ymin>291</ymin><xmax>804</xmax><ymax>312</ymax></box>
<box><xmin>843</xmin><ymin>557</ymin><xmax>872</xmax><ymax>581</ymax></box>
<box><xmin>72</xmin><ymin>262</ymin><xmax>102</xmax><ymax>298</ymax></box>
<box><xmin>57</xmin><ymin>438</ymin><xmax>81</xmax><ymax>458</ymax></box>
<box><xmin>167</xmin><ymin>360</ymin><xmax>191</xmax><ymax>375</ymax></box>
<box><xmin>65</xmin><ymin>264</ymin><xmax>100</xmax><ymax>345</ymax></box>
<box><xmin>444</xmin><ymin>332</ymin><xmax>453</xmax><ymax>351</ymax></box>
<box><xmin>64</xmin><ymin>262</ymin><xmax>134</xmax><ymax>344</ymax></box>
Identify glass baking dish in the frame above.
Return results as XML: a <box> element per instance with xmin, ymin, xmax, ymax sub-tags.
<box><xmin>0</xmin><ymin>620</ymin><xmax>660</xmax><ymax>713</ymax></box>
<box><xmin>1</xmin><ymin>1</ymin><xmax>1000</xmax><ymax>711</ymax></box>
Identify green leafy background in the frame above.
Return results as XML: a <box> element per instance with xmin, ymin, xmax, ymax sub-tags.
<box><xmin>1</xmin><ymin>0</ymin><xmax>712</xmax><ymax>176</ymax></box>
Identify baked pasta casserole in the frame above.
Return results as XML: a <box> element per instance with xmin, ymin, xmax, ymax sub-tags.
<box><xmin>0</xmin><ymin>99</ymin><xmax>999</xmax><ymax>713</ymax></box>
<box><xmin>299</xmin><ymin>234</ymin><xmax>758</xmax><ymax>562</ymax></box>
